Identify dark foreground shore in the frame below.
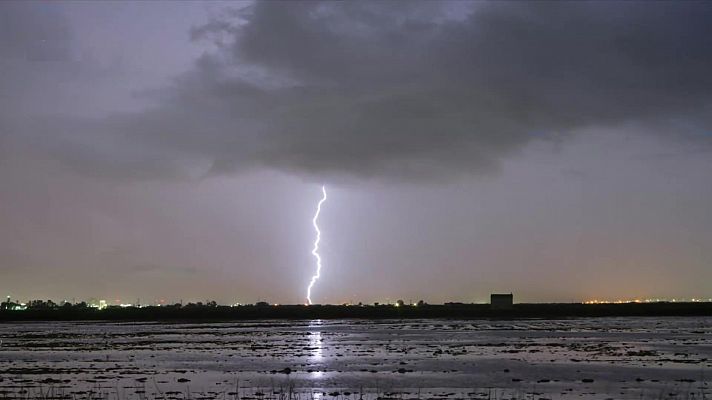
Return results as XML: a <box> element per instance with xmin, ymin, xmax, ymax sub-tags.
<box><xmin>1</xmin><ymin>301</ymin><xmax>711</xmax><ymax>321</ymax></box>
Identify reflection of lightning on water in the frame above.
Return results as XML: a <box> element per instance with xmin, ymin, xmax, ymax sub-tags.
<box><xmin>306</xmin><ymin>186</ymin><xmax>327</xmax><ymax>305</ymax></box>
<box><xmin>308</xmin><ymin>320</ymin><xmax>324</xmax><ymax>379</ymax></box>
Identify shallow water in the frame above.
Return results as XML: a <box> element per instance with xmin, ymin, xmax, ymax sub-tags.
<box><xmin>0</xmin><ymin>318</ymin><xmax>710</xmax><ymax>399</ymax></box>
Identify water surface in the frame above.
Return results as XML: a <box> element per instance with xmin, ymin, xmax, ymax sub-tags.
<box><xmin>0</xmin><ymin>318</ymin><xmax>710</xmax><ymax>399</ymax></box>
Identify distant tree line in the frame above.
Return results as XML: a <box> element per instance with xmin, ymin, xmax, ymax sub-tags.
<box><xmin>1</xmin><ymin>300</ymin><xmax>711</xmax><ymax>322</ymax></box>
<box><xmin>1</xmin><ymin>299</ymin><xmax>225</xmax><ymax>310</ymax></box>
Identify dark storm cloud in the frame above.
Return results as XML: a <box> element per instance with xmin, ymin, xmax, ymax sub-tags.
<box><xmin>8</xmin><ymin>1</ymin><xmax>712</xmax><ymax>180</ymax></box>
<box><xmin>0</xmin><ymin>2</ymin><xmax>72</xmax><ymax>61</ymax></box>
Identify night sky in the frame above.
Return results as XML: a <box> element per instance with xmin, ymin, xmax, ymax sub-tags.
<box><xmin>1</xmin><ymin>1</ymin><xmax>711</xmax><ymax>305</ymax></box>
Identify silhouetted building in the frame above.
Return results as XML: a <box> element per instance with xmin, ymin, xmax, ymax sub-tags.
<box><xmin>490</xmin><ymin>293</ymin><xmax>513</xmax><ymax>310</ymax></box>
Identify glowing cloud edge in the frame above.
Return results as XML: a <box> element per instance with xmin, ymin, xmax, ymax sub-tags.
<box><xmin>306</xmin><ymin>185</ymin><xmax>327</xmax><ymax>305</ymax></box>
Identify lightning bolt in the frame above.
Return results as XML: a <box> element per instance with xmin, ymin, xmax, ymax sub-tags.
<box><xmin>306</xmin><ymin>185</ymin><xmax>327</xmax><ymax>305</ymax></box>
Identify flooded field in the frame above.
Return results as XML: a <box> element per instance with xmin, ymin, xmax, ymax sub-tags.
<box><xmin>0</xmin><ymin>318</ymin><xmax>710</xmax><ymax>399</ymax></box>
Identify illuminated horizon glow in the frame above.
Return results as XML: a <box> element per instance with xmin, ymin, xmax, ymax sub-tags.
<box><xmin>306</xmin><ymin>185</ymin><xmax>327</xmax><ymax>305</ymax></box>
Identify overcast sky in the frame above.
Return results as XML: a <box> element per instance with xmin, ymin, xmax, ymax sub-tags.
<box><xmin>1</xmin><ymin>1</ymin><xmax>711</xmax><ymax>305</ymax></box>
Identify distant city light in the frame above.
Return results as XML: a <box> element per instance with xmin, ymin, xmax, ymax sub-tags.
<box><xmin>583</xmin><ymin>297</ymin><xmax>712</xmax><ymax>304</ymax></box>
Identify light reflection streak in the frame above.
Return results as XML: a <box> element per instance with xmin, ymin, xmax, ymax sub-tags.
<box><xmin>308</xmin><ymin>320</ymin><xmax>324</xmax><ymax>379</ymax></box>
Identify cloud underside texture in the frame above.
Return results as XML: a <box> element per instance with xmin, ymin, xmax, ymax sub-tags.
<box><xmin>13</xmin><ymin>1</ymin><xmax>712</xmax><ymax>180</ymax></box>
